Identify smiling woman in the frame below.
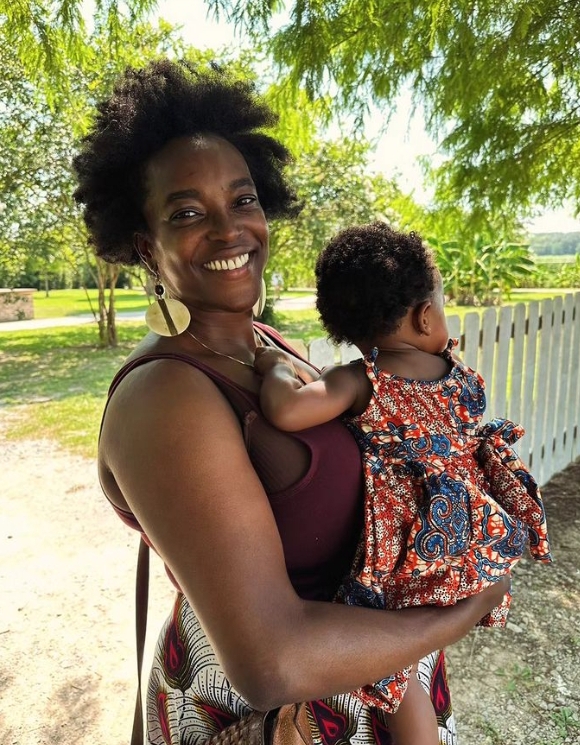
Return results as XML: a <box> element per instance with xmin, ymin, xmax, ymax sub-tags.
<box><xmin>71</xmin><ymin>59</ymin><xmax>508</xmax><ymax>745</ymax></box>
<box><xmin>135</xmin><ymin>135</ymin><xmax>269</xmax><ymax>325</ymax></box>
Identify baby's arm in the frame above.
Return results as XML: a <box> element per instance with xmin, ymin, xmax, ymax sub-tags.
<box><xmin>255</xmin><ymin>347</ymin><xmax>361</xmax><ymax>431</ymax></box>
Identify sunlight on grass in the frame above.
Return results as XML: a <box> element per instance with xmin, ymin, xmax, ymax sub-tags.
<box><xmin>0</xmin><ymin>324</ymin><xmax>145</xmax><ymax>458</ymax></box>
<box><xmin>274</xmin><ymin>308</ymin><xmax>325</xmax><ymax>343</ymax></box>
<box><xmin>6</xmin><ymin>397</ymin><xmax>104</xmax><ymax>459</ymax></box>
<box><xmin>31</xmin><ymin>288</ymin><xmax>316</xmax><ymax>319</ymax></box>
<box><xmin>32</xmin><ymin>288</ymin><xmax>150</xmax><ymax>318</ymax></box>
<box><xmin>274</xmin><ymin>306</ymin><xmax>472</xmax><ymax>339</ymax></box>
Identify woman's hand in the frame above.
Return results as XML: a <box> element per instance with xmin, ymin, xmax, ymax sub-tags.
<box><xmin>453</xmin><ymin>575</ymin><xmax>512</xmax><ymax>632</ymax></box>
<box><xmin>410</xmin><ymin>575</ymin><xmax>512</xmax><ymax>650</ymax></box>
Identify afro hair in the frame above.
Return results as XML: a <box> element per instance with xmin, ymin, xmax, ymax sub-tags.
<box><xmin>73</xmin><ymin>59</ymin><xmax>301</xmax><ymax>265</ymax></box>
<box><xmin>315</xmin><ymin>222</ymin><xmax>439</xmax><ymax>345</ymax></box>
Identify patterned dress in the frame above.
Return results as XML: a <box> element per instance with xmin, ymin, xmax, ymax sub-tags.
<box><xmin>339</xmin><ymin>340</ymin><xmax>552</xmax><ymax>713</ymax></box>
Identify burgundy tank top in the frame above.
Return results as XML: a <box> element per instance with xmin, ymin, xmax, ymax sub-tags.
<box><xmin>102</xmin><ymin>326</ymin><xmax>363</xmax><ymax>601</ymax></box>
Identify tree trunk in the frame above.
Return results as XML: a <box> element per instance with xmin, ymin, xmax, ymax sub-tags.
<box><xmin>107</xmin><ymin>264</ymin><xmax>120</xmax><ymax>348</ymax></box>
<box><xmin>92</xmin><ymin>258</ymin><xmax>120</xmax><ymax>348</ymax></box>
<box><xmin>96</xmin><ymin>259</ymin><xmax>108</xmax><ymax>347</ymax></box>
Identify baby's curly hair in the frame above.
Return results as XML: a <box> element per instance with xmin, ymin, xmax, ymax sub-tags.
<box><xmin>73</xmin><ymin>59</ymin><xmax>301</xmax><ymax>265</ymax></box>
<box><xmin>315</xmin><ymin>222</ymin><xmax>439</xmax><ymax>345</ymax></box>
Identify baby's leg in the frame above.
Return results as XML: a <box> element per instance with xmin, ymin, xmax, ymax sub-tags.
<box><xmin>385</xmin><ymin>669</ymin><xmax>439</xmax><ymax>745</ymax></box>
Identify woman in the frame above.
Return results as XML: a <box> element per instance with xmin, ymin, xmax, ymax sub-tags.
<box><xmin>73</xmin><ymin>60</ymin><xmax>508</xmax><ymax>745</ymax></box>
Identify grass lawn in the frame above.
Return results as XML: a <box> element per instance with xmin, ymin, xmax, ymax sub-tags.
<box><xmin>0</xmin><ymin>323</ymin><xmax>146</xmax><ymax>458</ymax></box>
<box><xmin>504</xmin><ymin>288</ymin><xmax>579</xmax><ymax>303</ymax></box>
<box><xmin>30</xmin><ymin>287</ymin><xmax>577</xmax><ymax>320</ymax></box>
<box><xmin>32</xmin><ymin>288</ymin><xmax>150</xmax><ymax>318</ymax></box>
<box><xmin>31</xmin><ymin>288</ymin><xmax>315</xmax><ymax>319</ymax></box>
<box><xmin>275</xmin><ymin>288</ymin><xmax>579</xmax><ymax>342</ymax></box>
<box><xmin>275</xmin><ymin>309</ymin><xmax>325</xmax><ymax>343</ymax></box>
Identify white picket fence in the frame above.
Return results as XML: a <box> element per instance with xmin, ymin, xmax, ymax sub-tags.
<box><xmin>304</xmin><ymin>291</ymin><xmax>580</xmax><ymax>487</ymax></box>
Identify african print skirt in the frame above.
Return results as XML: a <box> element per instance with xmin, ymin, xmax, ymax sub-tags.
<box><xmin>145</xmin><ymin>593</ymin><xmax>458</xmax><ymax>745</ymax></box>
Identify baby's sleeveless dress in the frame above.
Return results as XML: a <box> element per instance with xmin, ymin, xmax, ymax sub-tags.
<box><xmin>339</xmin><ymin>339</ymin><xmax>552</xmax><ymax>713</ymax></box>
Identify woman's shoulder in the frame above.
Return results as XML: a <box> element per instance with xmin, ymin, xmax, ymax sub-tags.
<box><xmin>99</xmin><ymin>343</ymin><xmax>254</xmax><ymax>510</ymax></box>
<box><xmin>111</xmin><ymin>330</ymin><xmax>261</xmax><ymax>399</ymax></box>
<box><xmin>101</xmin><ymin>340</ymin><xmax>251</xmax><ymax>467</ymax></box>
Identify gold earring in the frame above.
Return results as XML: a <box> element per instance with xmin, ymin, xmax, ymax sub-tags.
<box><xmin>252</xmin><ymin>278</ymin><xmax>267</xmax><ymax>318</ymax></box>
<box><xmin>145</xmin><ymin>279</ymin><xmax>191</xmax><ymax>336</ymax></box>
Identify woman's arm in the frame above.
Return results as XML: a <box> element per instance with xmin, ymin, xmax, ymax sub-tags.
<box><xmin>100</xmin><ymin>360</ymin><xmax>508</xmax><ymax>712</ymax></box>
<box><xmin>255</xmin><ymin>348</ymin><xmax>365</xmax><ymax>431</ymax></box>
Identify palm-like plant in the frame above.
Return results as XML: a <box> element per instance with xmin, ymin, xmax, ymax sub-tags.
<box><xmin>429</xmin><ymin>236</ymin><xmax>535</xmax><ymax>305</ymax></box>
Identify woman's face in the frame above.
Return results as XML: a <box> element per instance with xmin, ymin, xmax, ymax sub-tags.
<box><xmin>138</xmin><ymin>135</ymin><xmax>269</xmax><ymax>314</ymax></box>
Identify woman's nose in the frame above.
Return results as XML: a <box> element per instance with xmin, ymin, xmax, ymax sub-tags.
<box><xmin>208</xmin><ymin>209</ymin><xmax>241</xmax><ymax>241</ymax></box>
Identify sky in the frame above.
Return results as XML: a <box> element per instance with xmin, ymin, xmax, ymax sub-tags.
<box><xmin>155</xmin><ymin>1</ymin><xmax>580</xmax><ymax>235</ymax></box>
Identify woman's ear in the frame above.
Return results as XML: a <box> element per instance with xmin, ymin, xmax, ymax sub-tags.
<box><xmin>412</xmin><ymin>300</ymin><xmax>432</xmax><ymax>336</ymax></box>
<box><xmin>134</xmin><ymin>233</ymin><xmax>156</xmax><ymax>275</ymax></box>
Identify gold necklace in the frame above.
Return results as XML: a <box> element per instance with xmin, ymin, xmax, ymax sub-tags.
<box><xmin>186</xmin><ymin>328</ymin><xmax>263</xmax><ymax>369</ymax></box>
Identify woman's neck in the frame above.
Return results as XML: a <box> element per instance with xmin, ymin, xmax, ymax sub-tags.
<box><xmin>184</xmin><ymin>309</ymin><xmax>257</xmax><ymax>349</ymax></box>
<box><xmin>131</xmin><ymin>309</ymin><xmax>261</xmax><ymax>381</ymax></box>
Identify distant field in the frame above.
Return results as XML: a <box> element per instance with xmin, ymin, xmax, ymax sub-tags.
<box><xmin>533</xmin><ymin>254</ymin><xmax>577</xmax><ymax>264</ymax></box>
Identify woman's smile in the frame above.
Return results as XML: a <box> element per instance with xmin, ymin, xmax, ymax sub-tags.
<box><xmin>203</xmin><ymin>251</ymin><xmax>250</xmax><ymax>272</ymax></box>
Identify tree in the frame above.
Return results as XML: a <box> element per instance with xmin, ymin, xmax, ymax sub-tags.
<box><xmin>268</xmin><ymin>138</ymin><xmax>412</xmax><ymax>288</ymax></box>
<box><xmin>0</xmin><ymin>21</ymin><xmax>192</xmax><ymax>345</ymax></box>
<box><xmin>0</xmin><ymin>35</ymin><xmax>83</xmax><ymax>290</ymax></box>
<box><xmin>429</xmin><ymin>236</ymin><xmax>535</xmax><ymax>306</ymax></box>
<box><xmin>0</xmin><ymin>0</ymin><xmax>156</xmax><ymax>100</ymax></box>
<box><xmin>529</xmin><ymin>233</ymin><xmax>580</xmax><ymax>256</ymax></box>
<box><xmin>206</xmin><ymin>0</ymin><xmax>580</xmax><ymax>219</ymax></box>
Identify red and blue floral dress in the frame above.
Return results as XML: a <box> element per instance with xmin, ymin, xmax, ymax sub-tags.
<box><xmin>340</xmin><ymin>339</ymin><xmax>552</xmax><ymax>713</ymax></box>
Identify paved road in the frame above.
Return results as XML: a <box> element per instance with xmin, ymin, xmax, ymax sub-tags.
<box><xmin>0</xmin><ymin>295</ymin><xmax>317</xmax><ymax>333</ymax></box>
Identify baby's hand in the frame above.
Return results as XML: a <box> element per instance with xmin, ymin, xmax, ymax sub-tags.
<box><xmin>254</xmin><ymin>347</ymin><xmax>297</xmax><ymax>377</ymax></box>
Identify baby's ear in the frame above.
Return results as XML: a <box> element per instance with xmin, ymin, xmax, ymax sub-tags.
<box><xmin>412</xmin><ymin>300</ymin><xmax>432</xmax><ymax>335</ymax></box>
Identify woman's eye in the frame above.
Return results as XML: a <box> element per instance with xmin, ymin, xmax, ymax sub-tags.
<box><xmin>172</xmin><ymin>208</ymin><xmax>200</xmax><ymax>220</ymax></box>
<box><xmin>237</xmin><ymin>195</ymin><xmax>258</xmax><ymax>207</ymax></box>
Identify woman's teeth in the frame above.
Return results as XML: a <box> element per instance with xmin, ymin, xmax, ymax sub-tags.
<box><xmin>204</xmin><ymin>253</ymin><xmax>249</xmax><ymax>271</ymax></box>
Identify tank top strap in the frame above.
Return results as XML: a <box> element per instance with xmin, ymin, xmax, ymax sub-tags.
<box><xmin>254</xmin><ymin>322</ymin><xmax>320</xmax><ymax>372</ymax></box>
<box><xmin>99</xmin><ymin>330</ymin><xmax>363</xmax><ymax>600</ymax></box>
<box><xmin>103</xmin><ymin>323</ymin><xmax>319</xmax><ymax>443</ymax></box>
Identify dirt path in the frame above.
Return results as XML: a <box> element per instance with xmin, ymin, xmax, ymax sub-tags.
<box><xmin>1</xmin><ymin>429</ymin><xmax>579</xmax><ymax>744</ymax></box>
<box><xmin>0</xmin><ymin>432</ymin><xmax>174</xmax><ymax>745</ymax></box>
